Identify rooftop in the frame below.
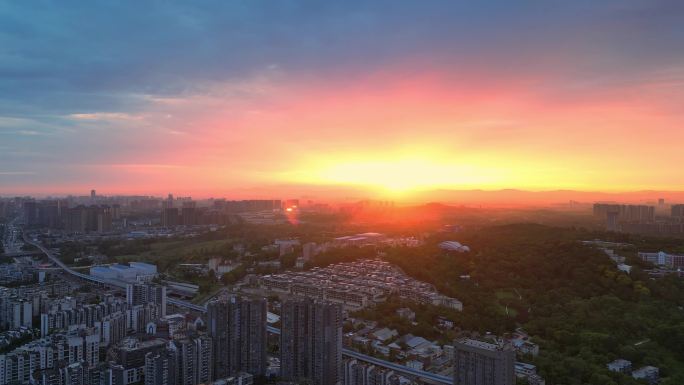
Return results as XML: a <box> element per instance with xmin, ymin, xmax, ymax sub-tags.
<box><xmin>457</xmin><ymin>338</ymin><xmax>502</xmax><ymax>351</ymax></box>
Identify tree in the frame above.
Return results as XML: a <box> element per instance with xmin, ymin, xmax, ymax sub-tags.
<box><xmin>346</xmin><ymin>224</ymin><xmax>684</xmax><ymax>383</ymax></box>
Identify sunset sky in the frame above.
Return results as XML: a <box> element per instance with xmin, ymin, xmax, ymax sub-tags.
<box><xmin>1</xmin><ymin>1</ymin><xmax>684</xmax><ymax>199</ymax></box>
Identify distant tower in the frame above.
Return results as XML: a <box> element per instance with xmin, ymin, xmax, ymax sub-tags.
<box><xmin>181</xmin><ymin>201</ymin><xmax>198</xmax><ymax>226</ymax></box>
<box><xmin>606</xmin><ymin>211</ymin><xmax>619</xmax><ymax>232</ymax></box>
<box><xmin>91</xmin><ymin>189</ymin><xmax>96</xmax><ymax>200</ymax></box>
<box><xmin>160</xmin><ymin>207</ymin><xmax>179</xmax><ymax>228</ymax></box>
<box><xmin>22</xmin><ymin>200</ymin><xmax>38</xmax><ymax>226</ymax></box>
<box><xmin>673</xmin><ymin>204</ymin><xmax>684</xmax><ymax>223</ymax></box>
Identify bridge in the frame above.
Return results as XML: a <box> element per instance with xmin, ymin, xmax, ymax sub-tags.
<box><xmin>25</xmin><ymin>233</ymin><xmax>453</xmax><ymax>385</ymax></box>
<box><xmin>342</xmin><ymin>349</ymin><xmax>452</xmax><ymax>384</ymax></box>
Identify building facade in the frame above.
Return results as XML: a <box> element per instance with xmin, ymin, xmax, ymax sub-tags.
<box><xmin>207</xmin><ymin>296</ymin><xmax>267</xmax><ymax>380</ymax></box>
<box><xmin>453</xmin><ymin>338</ymin><xmax>515</xmax><ymax>385</ymax></box>
<box><xmin>280</xmin><ymin>299</ymin><xmax>343</xmax><ymax>385</ymax></box>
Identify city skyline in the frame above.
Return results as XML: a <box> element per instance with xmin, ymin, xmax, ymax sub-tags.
<box><xmin>2</xmin><ymin>2</ymin><xmax>684</xmax><ymax>198</ymax></box>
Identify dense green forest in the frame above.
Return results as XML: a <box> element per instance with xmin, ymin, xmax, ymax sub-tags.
<box><xmin>314</xmin><ymin>224</ymin><xmax>684</xmax><ymax>385</ymax></box>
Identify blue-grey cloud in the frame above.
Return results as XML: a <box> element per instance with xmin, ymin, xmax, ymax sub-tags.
<box><xmin>1</xmin><ymin>0</ymin><xmax>683</xmax><ymax>193</ymax></box>
<box><xmin>2</xmin><ymin>1</ymin><xmax>682</xmax><ymax>115</ymax></box>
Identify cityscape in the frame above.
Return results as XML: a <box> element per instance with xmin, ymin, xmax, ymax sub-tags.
<box><xmin>2</xmin><ymin>2</ymin><xmax>684</xmax><ymax>385</ymax></box>
<box><xmin>1</xmin><ymin>193</ymin><xmax>684</xmax><ymax>385</ymax></box>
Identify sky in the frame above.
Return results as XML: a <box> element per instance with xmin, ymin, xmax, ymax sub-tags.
<box><xmin>1</xmin><ymin>1</ymin><xmax>684</xmax><ymax>199</ymax></box>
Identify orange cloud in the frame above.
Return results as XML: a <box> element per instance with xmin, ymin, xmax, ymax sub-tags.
<box><xmin>52</xmin><ymin>68</ymin><xmax>684</xmax><ymax>198</ymax></box>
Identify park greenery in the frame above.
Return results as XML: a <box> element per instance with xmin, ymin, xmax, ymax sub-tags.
<box><xmin>312</xmin><ymin>223</ymin><xmax>684</xmax><ymax>385</ymax></box>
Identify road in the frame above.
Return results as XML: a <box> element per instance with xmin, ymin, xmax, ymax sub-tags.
<box><xmin>2</xmin><ymin>219</ymin><xmax>23</xmax><ymax>255</ymax></box>
<box><xmin>342</xmin><ymin>349</ymin><xmax>452</xmax><ymax>384</ymax></box>
<box><xmin>24</xmin><ymin>231</ymin><xmax>453</xmax><ymax>385</ymax></box>
<box><xmin>23</xmin><ymin>231</ymin><xmax>129</xmax><ymax>289</ymax></box>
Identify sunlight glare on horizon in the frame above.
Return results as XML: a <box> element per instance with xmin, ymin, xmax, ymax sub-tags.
<box><xmin>282</xmin><ymin>154</ymin><xmax>505</xmax><ymax>194</ymax></box>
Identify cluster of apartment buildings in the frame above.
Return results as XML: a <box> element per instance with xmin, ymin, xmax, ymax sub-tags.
<box><xmin>593</xmin><ymin>204</ymin><xmax>655</xmax><ymax>225</ymax></box>
<box><xmin>160</xmin><ymin>198</ymin><xmax>295</xmax><ymax>228</ymax></box>
<box><xmin>0</xmin><ymin>280</ymin><xmax>170</xmax><ymax>385</ymax></box>
<box><xmin>0</xmin><ymin>283</ymin><xmax>70</xmax><ymax>331</ymax></box>
<box><xmin>0</xmin><ymin>261</ymin><xmax>40</xmax><ymax>286</ymax></box>
<box><xmin>638</xmin><ymin>251</ymin><xmax>684</xmax><ymax>269</ymax></box>
<box><xmin>10</xmin><ymin>192</ymin><xmax>303</xmax><ymax>237</ymax></box>
<box><xmin>593</xmin><ymin>202</ymin><xmax>684</xmax><ymax>235</ymax></box>
<box><xmin>258</xmin><ymin>259</ymin><xmax>462</xmax><ymax>311</ymax></box>
<box><xmin>0</xmin><ymin>266</ymin><xmax>543</xmax><ymax>385</ymax></box>
<box><xmin>0</xmin><ymin>284</ymin><xmax>349</xmax><ymax>385</ymax></box>
<box><xmin>22</xmin><ymin>199</ymin><xmax>116</xmax><ymax>234</ymax></box>
<box><xmin>0</xmin><ymin>328</ymin><xmax>102</xmax><ymax>385</ymax></box>
<box><xmin>607</xmin><ymin>359</ymin><xmax>659</xmax><ymax>384</ymax></box>
<box><xmin>40</xmin><ymin>285</ymin><xmax>167</xmax><ymax>338</ymax></box>
<box><xmin>132</xmin><ymin>295</ymin><xmax>344</xmax><ymax>385</ymax></box>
